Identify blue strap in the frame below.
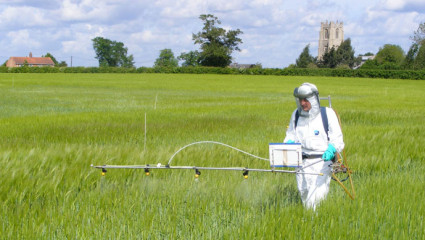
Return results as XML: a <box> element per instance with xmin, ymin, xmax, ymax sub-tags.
<box><xmin>320</xmin><ymin>107</ymin><xmax>329</xmax><ymax>141</ymax></box>
<box><xmin>294</xmin><ymin>107</ymin><xmax>329</xmax><ymax>140</ymax></box>
<box><xmin>295</xmin><ymin>110</ymin><xmax>299</xmax><ymax>128</ymax></box>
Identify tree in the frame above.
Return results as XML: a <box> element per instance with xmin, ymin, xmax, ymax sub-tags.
<box><xmin>154</xmin><ymin>49</ymin><xmax>178</xmax><ymax>68</ymax></box>
<box><xmin>295</xmin><ymin>44</ymin><xmax>315</xmax><ymax>68</ymax></box>
<box><xmin>375</xmin><ymin>44</ymin><xmax>405</xmax><ymax>65</ymax></box>
<box><xmin>359</xmin><ymin>59</ymin><xmax>379</xmax><ymax>69</ymax></box>
<box><xmin>192</xmin><ymin>14</ymin><xmax>243</xmax><ymax>67</ymax></box>
<box><xmin>411</xmin><ymin>22</ymin><xmax>425</xmax><ymax>45</ymax></box>
<box><xmin>402</xmin><ymin>43</ymin><xmax>419</xmax><ymax>69</ymax></box>
<box><xmin>318</xmin><ymin>38</ymin><xmax>358</xmax><ymax>68</ymax></box>
<box><xmin>42</xmin><ymin>53</ymin><xmax>68</xmax><ymax>67</ymax></box>
<box><xmin>361</xmin><ymin>52</ymin><xmax>374</xmax><ymax>56</ymax></box>
<box><xmin>414</xmin><ymin>44</ymin><xmax>425</xmax><ymax>69</ymax></box>
<box><xmin>121</xmin><ymin>55</ymin><xmax>135</xmax><ymax>68</ymax></box>
<box><xmin>335</xmin><ymin>38</ymin><xmax>359</xmax><ymax>68</ymax></box>
<box><xmin>92</xmin><ymin>37</ymin><xmax>135</xmax><ymax>68</ymax></box>
<box><xmin>178</xmin><ymin>51</ymin><xmax>201</xmax><ymax>67</ymax></box>
<box><xmin>42</xmin><ymin>53</ymin><xmax>58</xmax><ymax>65</ymax></box>
<box><xmin>57</xmin><ymin>61</ymin><xmax>68</xmax><ymax>67</ymax></box>
<box><xmin>319</xmin><ymin>47</ymin><xmax>338</xmax><ymax>68</ymax></box>
<box><xmin>407</xmin><ymin>22</ymin><xmax>425</xmax><ymax>69</ymax></box>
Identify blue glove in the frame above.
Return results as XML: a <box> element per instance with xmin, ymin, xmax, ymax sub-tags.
<box><xmin>285</xmin><ymin>140</ymin><xmax>295</xmax><ymax>144</ymax></box>
<box><xmin>322</xmin><ymin>144</ymin><xmax>336</xmax><ymax>161</ymax></box>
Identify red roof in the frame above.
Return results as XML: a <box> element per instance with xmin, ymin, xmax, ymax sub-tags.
<box><xmin>9</xmin><ymin>57</ymin><xmax>55</xmax><ymax>65</ymax></box>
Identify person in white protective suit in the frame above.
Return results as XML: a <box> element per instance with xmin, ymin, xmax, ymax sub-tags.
<box><xmin>284</xmin><ymin>82</ymin><xmax>344</xmax><ymax>210</ymax></box>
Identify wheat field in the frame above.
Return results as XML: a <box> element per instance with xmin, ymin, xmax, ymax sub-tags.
<box><xmin>1</xmin><ymin>73</ymin><xmax>424</xmax><ymax>239</ymax></box>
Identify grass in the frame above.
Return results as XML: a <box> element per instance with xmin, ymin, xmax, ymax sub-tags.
<box><xmin>1</xmin><ymin>73</ymin><xmax>424</xmax><ymax>239</ymax></box>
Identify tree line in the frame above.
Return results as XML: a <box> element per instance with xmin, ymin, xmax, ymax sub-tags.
<box><xmin>92</xmin><ymin>17</ymin><xmax>425</xmax><ymax>70</ymax></box>
<box><xmin>294</xmin><ymin>22</ymin><xmax>425</xmax><ymax>70</ymax></box>
<box><xmin>3</xmin><ymin>15</ymin><xmax>424</xmax><ymax>71</ymax></box>
<box><xmin>1</xmin><ymin>14</ymin><xmax>241</xmax><ymax>69</ymax></box>
<box><xmin>92</xmin><ymin>14</ymin><xmax>242</xmax><ymax>69</ymax></box>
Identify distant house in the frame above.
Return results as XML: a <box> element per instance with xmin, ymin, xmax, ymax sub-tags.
<box><xmin>360</xmin><ymin>55</ymin><xmax>375</xmax><ymax>62</ymax></box>
<box><xmin>355</xmin><ymin>55</ymin><xmax>376</xmax><ymax>68</ymax></box>
<box><xmin>6</xmin><ymin>52</ymin><xmax>55</xmax><ymax>67</ymax></box>
<box><xmin>229</xmin><ymin>63</ymin><xmax>257</xmax><ymax>69</ymax></box>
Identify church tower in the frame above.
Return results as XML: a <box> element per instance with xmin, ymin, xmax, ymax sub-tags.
<box><xmin>318</xmin><ymin>21</ymin><xmax>344</xmax><ymax>60</ymax></box>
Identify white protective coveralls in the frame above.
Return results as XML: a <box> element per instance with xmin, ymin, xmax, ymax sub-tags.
<box><xmin>284</xmin><ymin>83</ymin><xmax>344</xmax><ymax>210</ymax></box>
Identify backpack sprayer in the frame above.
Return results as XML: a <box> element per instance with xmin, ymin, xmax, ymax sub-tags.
<box><xmin>91</xmin><ymin>96</ymin><xmax>355</xmax><ymax>199</ymax></box>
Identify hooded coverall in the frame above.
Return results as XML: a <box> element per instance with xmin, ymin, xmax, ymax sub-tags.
<box><xmin>284</xmin><ymin>89</ymin><xmax>344</xmax><ymax>210</ymax></box>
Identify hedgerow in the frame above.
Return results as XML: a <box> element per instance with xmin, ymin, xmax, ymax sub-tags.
<box><xmin>1</xmin><ymin>66</ymin><xmax>424</xmax><ymax>80</ymax></box>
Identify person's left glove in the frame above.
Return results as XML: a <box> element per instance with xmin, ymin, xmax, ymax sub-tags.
<box><xmin>322</xmin><ymin>144</ymin><xmax>336</xmax><ymax>161</ymax></box>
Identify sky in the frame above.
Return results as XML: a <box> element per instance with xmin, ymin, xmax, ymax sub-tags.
<box><xmin>1</xmin><ymin>0</ymin><xmax>425</xmax><ymax>68</ymax></box>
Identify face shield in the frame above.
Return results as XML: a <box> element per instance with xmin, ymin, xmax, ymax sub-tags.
<box><xmin>294</xmin><ymin>83</ymin><xmax>319</xmax><ymax>99</ymax></box>
<box><xmin>293</xmin><ymin>83</ymin><xmax>321</xmax><ymax>117</ymax></box>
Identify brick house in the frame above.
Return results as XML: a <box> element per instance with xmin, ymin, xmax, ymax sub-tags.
<box><xmin>6</xmin><ymin>52</ymin><xmax>55</xmax><ymax>67</ymax></box>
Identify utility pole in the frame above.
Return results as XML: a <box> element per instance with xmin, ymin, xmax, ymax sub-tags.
<box><xmin>71</xmin><ymin>56</ymin><xmax>73</xmax><ymax>67</ymax></box>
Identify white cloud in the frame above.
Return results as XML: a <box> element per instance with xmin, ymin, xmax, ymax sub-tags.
<box><xmin>380</xmin><ymin>0</ymin><xmax>406</xmax><ymax>10</ymax></box>
<box><xmin>383</xmin><ymin>11</ymin><xmax>419</xmax><ymax>35</ymax></box>
<box><xmin>344</xmin><ymin>23</ymin><xmax>365</xmax><ymax>37</ymax></box>
<box><xmin>131</xmin><ymin>30</ymin><xmax>158</xmax><ymax>43</ymax></box>
<box><xmin>158</xmin><ymin>0</ymin><xmax>206</xmax><ymax>19</ymax></box>
<box><xmin>0</xmin><ymin>0</ymin><xmax>60</xmax><ymax>9</ymax></box>
<box><xmin>239</xmin><ymin>49</ymin><xmax>250</xmax><ymax>56</ymax></box>
<box><xmin>250</xmin><ymin>0</ymin><xmax>283</xmax><ymax>7</ymax></box>
<box><xmin>252</xmin><ymin>19</ymin><xmax>270</xmax><ymax>27</ymax></box>
<box><xmin>6</xmin><ymin>30</ymin><xmax>41</xmax><ymax>52</ymax></box>
<box><xmin>62</xmin><ymin>40</ymin><xmax>84</xmax><ymax>54</ymax></box>
<box><xmin>378</xmin><ymin>0</ymin><xmax>425</xmax><ymax>11</ymax></box>
<box><xmin>207</xmin><ymin>0</ymin><xmax>247</xmax><ymax>12</ymax></box>
<box><xmin>0</xmin><ymin>6</ymin><xmax>53</xmax><ymax>29</ymax></box>
<box><xmin>58</xmin><ymin>0</ymin><xmax>108</xmax><ymax>22</ymax></box>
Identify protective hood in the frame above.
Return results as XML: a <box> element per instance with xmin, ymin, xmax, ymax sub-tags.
<box><xmin>294</xmin><ymin>82</ymin><xmax>321</xmax><ymax>118</ymax></box>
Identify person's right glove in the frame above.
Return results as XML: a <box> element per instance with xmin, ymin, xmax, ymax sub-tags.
<box><xmin>322</xmin><ymin>144</ymin><xmax>336</xmax><ymax>161</ymax></box>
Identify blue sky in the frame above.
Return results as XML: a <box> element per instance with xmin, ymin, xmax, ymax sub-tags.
<box><xmin>1</xmin><ymin>0</ymin><xmax>424</xmax><ymax>68</ymax></box>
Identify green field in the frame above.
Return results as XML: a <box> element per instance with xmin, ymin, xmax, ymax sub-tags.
<box><xmin>1</xmin><ymin>73</ymin><xmax>424</xmax><ymax>239</ymax></box>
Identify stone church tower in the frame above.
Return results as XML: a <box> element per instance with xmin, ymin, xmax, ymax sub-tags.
<box><xmin>318</xmin><ymin>21</ymin><xmax>344</xmax><ymax>60</ymax></box>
